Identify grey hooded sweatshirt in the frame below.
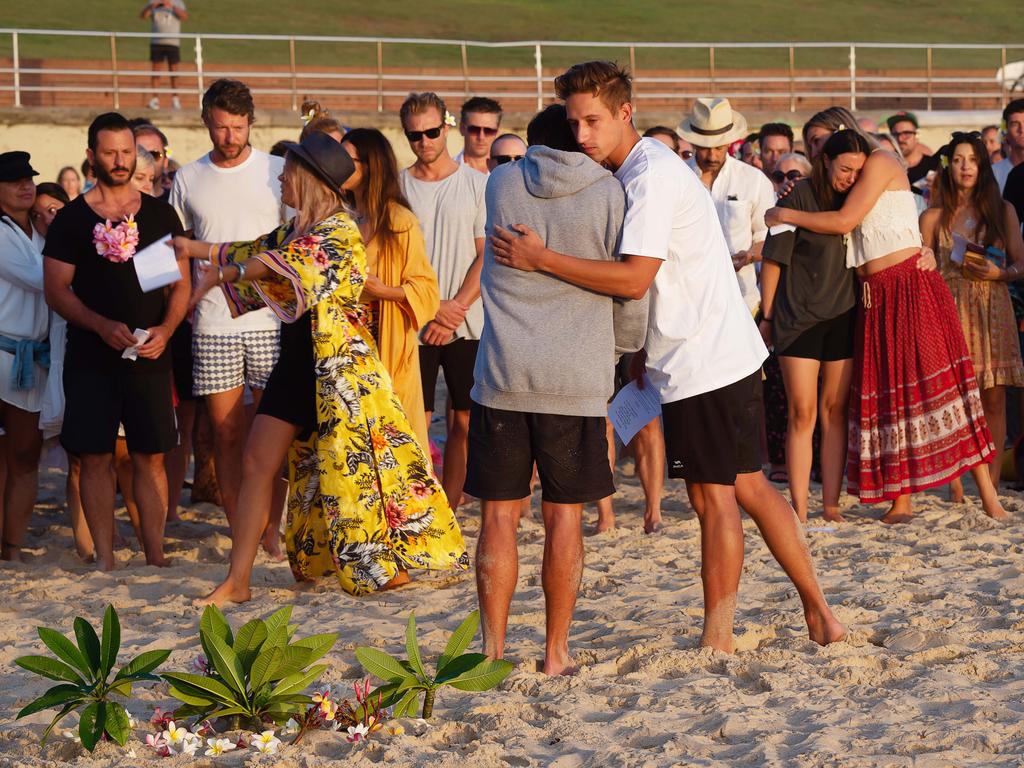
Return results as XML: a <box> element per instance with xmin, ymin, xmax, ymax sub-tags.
<box><xmin>472</xmin><ymin>146</ymin><xmax>647</xmax><ymax>418</ymax></box>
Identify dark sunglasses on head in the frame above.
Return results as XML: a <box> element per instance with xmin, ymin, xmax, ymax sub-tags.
<box><xmin>681</xmin><ymin>150</ymin><xmax>694</xmax><ymax>160</ymax></box>
<box><xmin>466</xmin><ymin>125</ymin><xmax>498</xmax><ymax>137</ymax></box>
<box><xmin>492</xmin><ymin>154</ymin><xmax>523</xmax><ymax>166</ymax></box>
<box><xmin>770</xmin><ymin>169</ymin><xmax>805</xmax><ymax>183</ymax></box>
<box><xmin>404</xmin><ymin>124</ymin><xmax>444</xmax><ymax>143</ymax></box>
<box><xmin>951</xmin><ymin>130</ymin><xmax>982</xmax><ymax>141</ymax></box>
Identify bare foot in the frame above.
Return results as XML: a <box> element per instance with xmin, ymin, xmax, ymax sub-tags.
<box><xmin>795</xmin><ymin>510</ymin><xmax>809</xmax><ymax>524</ymax></box>
<box><xmin>261</xmin><ymin>532</ymin><xmax>286</xmax><ymax>562</ymax></box>
<box><xmin>983</xmin><ymin>497</ymin><xmax>1009</xmax><ymax>521</ymax></box>
<box><xmin>146</xmin><ymin>556</ymin><xmax>172</xmax><ymax>568</ymax></box>
<box><xmin>594</xmin><ymin>518</ymin><xmax>615</xmax><ymax>534</ymax></box>
<box><xmin>380</xmin><ymin>570</ymin><xmax>411</xmax><ymax>591</ymax></box>
<box><xmin>644</xmin><ymin>514</ymin><xmax>662</xmax><ymax>534</ymax></box>
<box><xmin>947</xmin><ymin>479</ymin><xmax>964</xmax><ymax>504</ymax></box>
<box><xmin>0</xmin><ymin>545</ymin><xmax>25</xmax><ymax>563</ymax></box>
<box><xmin>880</xmin><ymin>497</ymin><xmax>914</xmax><ymax>525</ymax></box>
<box><xmin>699</xmin><ymin>634</ymin><xmax>733</xmax><ymax>654</ymax></box>
<box><xmin>822</xmin><ymin>507</ymin><xmax>845</xmax><ymax>523</ymax></box>
<box><xmin>541</xmin><ymin>649</ymin><xmax>578</xmax><ymax>676</ymax></box>
<box><xmin>95</xmin><ymin>557</ymin><xmax>116</xmax><ymax>572</ymax></box>
<box><xmin>805</xmin><ymin>607</ymin><xmax>847</xmax><ymax>646</ymax></box>
<box><xmin>197</xmin><ymin>580</ymin><xmax>252</xmax><ymax>607</ymax></box>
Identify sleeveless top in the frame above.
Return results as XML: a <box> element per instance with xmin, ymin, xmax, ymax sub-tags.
<box><xmin>846</xmin><ymin>189</ymin><xmax>923</xmax><ymax>268</ymax></box>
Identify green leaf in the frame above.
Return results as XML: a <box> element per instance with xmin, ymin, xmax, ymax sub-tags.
<box><xmin>249</xmin><ymin>646</ymin><xmax>284</xmax><ymax>693</ymax></box>
<box><xmin>355</xmin><ymin>647</ymin><xmax>419</xmax><ymax>684</ymax></box>
<box><xmin>113</xmin><ymin>649</ymin><xmax>171</xmax><ymax>681</ymax></box>
<box><xmin>37</xmin><ymin>628</ymin><xmax>91</xmax><ymax>680</ymax></box>
<box><xmin>103</xmin><ymin>702</ymin><xmax>131</xmax><ymax>746</ymax></box>
<box><xmin>41</xmin><ymin>701</ymin><xmax>82</xmax><ymax>745</ymax></box>
<box><xmin>198</xmin><ymin>605</ymin><xmax>233</xmax><ymax>660</ymax></box>
<box><xmin>436</xmin><ymin>652</ymin><xmax>489</xmax><ymax>683</ymax></box>
<box><xmin>110</xmin><ymin>681</ymin><xmax>132</xmax><ymax>697</ymax></box>
<box><xmin>16</xmin><ymin>684</ymin><xmax>83</xmax><ymax>719</ymax></box>
<box><xmin>170</xmin><ymin>703</ymin><xmax>216</xmax><ymax>720</ymax></box>
<box><xmin>204</xmin><ymin>631</ymin><xmax>247</xmax><ymax>700</ymax></box>
<box><xmin>437</xmin><ymin>610</ymin><xmax>480</xmax><ymax>674</ymax></box>
<box><xmin>263</xmin><ymin>624</ymin><xmax>289</xmax><ymax>653</ymax></box>
<box><xmin>161</xmin><ymin>672</ymin><xmax>240</xmax><ymax>706</ymax></box>
<box><xmin>15</xmin><ymin>656</ymin><xmax>86</xmax><ymax>685</ymax></box>
<box><xmin>268</xmin><ymin>664</ymin><xmax>327</xmax><ymax>699</ymax></box>
<box><xmin>290</xmin><ymin>633</ymin><xmax>338</xmax><ymax>665</ymax></box>
<box><xmin>446</xmin><ymin>658</ymin><xmax>514</xmax><ymax>692</ymax></box>
<box><xmin>73</xmin><ymin>618</ymin><xmax>101</xmax><ymax>674</ymax></box>
<box><xmin>262</xmin><ymin>606</ymin><xmax>292</xmax><ymax>638</ymax></box>
<box><xmin>232</xmin><ymin>620</ymin><xmax>268</xmax><ymax>670</ymax></box>
<box><xmin>393</xmin><ymin>688</ymin><xmax>421</xmax><ymax>718</ymax></box>
<box><xmin>207</xmin><ymin>705</ymin><xmax>251</xmax><ymax>719</ymax></box>
<box><xmin>79</xmin><ymin>701</ymin><xmax>106</xmax><ymax>752</ymax></box>
<box><xmin>167</xmin><ymin>684</ymin><xmax>214</xmax><ymax>707</ymax></box>
<box><xmin>99</xmin><ymin>606</ymin><xmax>120</xmax><ymax>681</ymax></box>
<box><xmin>405</xmin><ymin>613</ymin><xmax>427</xmax><ymax>680</ymax></box>
<box><xmin>266</xmin><ymin>646</ymin><xmax>314</xmax><ymax>682</ymax></box>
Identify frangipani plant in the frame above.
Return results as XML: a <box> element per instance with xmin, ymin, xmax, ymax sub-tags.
<box><xmin>355</xmin><ymin>610</ymin><xmax>512</xmax><ymax>719</ymax></box>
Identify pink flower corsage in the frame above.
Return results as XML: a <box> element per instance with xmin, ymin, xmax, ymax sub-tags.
<box><xmin>92</xmin><ymin>215</ymin><xmax>139</xmax><ymax>262</ymax></box>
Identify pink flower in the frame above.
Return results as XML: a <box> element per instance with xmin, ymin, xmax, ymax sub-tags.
<box><xmin>92</xmin><ymin>215</ymin><xmax>139</xmax><ymax>262</ymax></box>
<box><xmin>384</xmin><ymin>498</ymin><xmax>407</xmax><ymax>529</ymax></box>
<box><xmin>409</xmin><ymin>480</ymin><xmax>432</xmax><ymax>500</ymax></box>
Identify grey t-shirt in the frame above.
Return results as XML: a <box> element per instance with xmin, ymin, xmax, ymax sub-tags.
<box><xmin>400</xmin><ymin>164</ymin><xmax>487</xmax><ymax>341</ymax></box>
<box><xmin>150</xmin><ymin>0</ymin><xmax>186</xmax><ymax>47</ymax></box>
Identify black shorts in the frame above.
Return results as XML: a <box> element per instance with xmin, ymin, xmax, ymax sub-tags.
<box><xmin>150</xmin><ymin>44</ymin><xmax>181</xmax><ymax>65</ymax></box>
<box><xmin>464</xmin><ymin>402</ymin><xmax>614</xmax><ymax>504</ymax></box>
<box><xmin>661</xmin><ymin>370</ymin><xmax>763</xmax><ymax>485</ymax></box>
<box><xmin>777</xmin><ymin>307</ymin><xmax>856</xmax><ymax>361</ymax></box>
<box><xmin>170</xmin><ymin>320</ymin><xmax>196</xmax><ymax>402</ymax></box>
<box><xmin>61</xmin><ymin>367</ymin><xmax>178</xmax><ymax>455</ymax></box>
<box><xmin>419</xmin><ymin>339</ymin><xmax>478</xmax><ymax>412</ymax></box>
<box><xmin>256</xmin><ymin>313</ymin><xmax>316</xmax><ymax>435</ymax></box>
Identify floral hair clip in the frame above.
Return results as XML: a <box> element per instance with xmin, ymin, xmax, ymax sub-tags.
<box><xmin>837</xmin><ymin>123</ymin><xmax>846</xmax><ymax>131</ymax></box>
<box><xmin>444</xmin><ymin>110</ymin><xmax>457</xmax><ymax>128</ymax></box>
<box><xmin>940</xmin><ymin>154</ymin><xmax>949</xmax><ymax>169</ymax></box>
<box><xmin>301</xmin><ymin>107</ymin><xmax>317</xmax><ymax>126</ymax></box>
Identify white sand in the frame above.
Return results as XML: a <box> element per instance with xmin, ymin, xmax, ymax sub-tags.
<box><xmin>2</xmin><ymin>460</ymin><xmax>1023</xmax><ymax>767</ymax></box>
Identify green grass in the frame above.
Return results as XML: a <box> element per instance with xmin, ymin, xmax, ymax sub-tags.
<box><xmin>2</xmin><ymin>0</ymin><xmax>1022</xmax><ymax>72</ymax></box>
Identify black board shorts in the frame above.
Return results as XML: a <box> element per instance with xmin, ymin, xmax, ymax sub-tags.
<box><xmin>419</xmin><ymin>339</ymin><xmax>478</xmax><ymax>412</ymax></box>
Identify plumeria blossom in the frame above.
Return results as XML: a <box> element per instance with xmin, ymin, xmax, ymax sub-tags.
<box><xmin>205</xmin><ymin>738</ymin><xmax>237</xmax><ymax>756</ymax></box>
<box><xmin>179</xmin><ymin>732</ymin><xmax>202</xmax><ymax>757</ymax></box>
<box><xmin>281</xmin><ymin>718</ymin><xmax>300</xmax><ymax>735</ymax></box>
<box><xmin>150</xmin><ymin>707</ymin><xmax>173</xmax><ymax>730</ymax></box>
<box><xmin>252</xmin><ymin>730</ymin><xmax>283</xmax><ymax>755</ymax></box>
<box><xmin>385</xmin><ymin>723</ymin><xmax>405</xmax><ymax>736</ymax></box>
<box><xmin>91</xmin><ymin>215</ymin><xmax>139</xmax><ymax>262</ymax></box>
<box><xmin>145</xmin><ymin>732</ymin><xmax>170</xmax><ymax>757</ymax></box>
<box><xmin>62</xmin><ymin>729</ymin><xmax>81</xmax><ymax>743</ymax></box>
<box><xmin>312</xmin><ymin>688</ymin><xmax>338</xmax><ymax>721</ymax></box>
<box><xmin>346</xmin><ymin>723</ymin><xmax>370</xmax><ymax>743</ymax></box>
<box><xmin>191</xmin><ymin>653</ymin><xmax>214</xmax><ymax>675</ymax></box>
<box><xmin>161</xmin><ymin>720</ymin><xmax>189</xmax><ymax>747</ymax></box>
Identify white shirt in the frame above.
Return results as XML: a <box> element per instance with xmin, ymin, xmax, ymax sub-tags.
<box><xmin>994</xmin><ymin>157</ymin><xmax>1016</xmax><ymax>193</ymax></box>
<box><xmin>170</xmin><ymin>148</ymin><xmax>286</xmax><ymax>334</ymax></box>
<box><xmin>0</xmin><ymin>218</ymin><xmax>49</xmax><ymax>410</ymax></box>
<box><xmin>614</xmin><ymin>138</ymin><xmax>768</xmax><ymax>403</ymax></box>
<box><xmin>706</xmin><ymin>154</ymin><xmax>775</xmax><ymax>312</ymax></box>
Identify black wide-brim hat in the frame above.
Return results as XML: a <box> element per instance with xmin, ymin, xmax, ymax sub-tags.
<box><xmin>0</xmin><ymin>151</ymin><xmax>39</xmax><ymax>182</ymax></box>
<box><xmin>281</xmin><ymin>132</ymin><xmax>355</xmax><ymax>191</ymax></box>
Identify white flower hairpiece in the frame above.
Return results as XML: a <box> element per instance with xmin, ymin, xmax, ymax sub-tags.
<box><xmin>300</xmin><ymin>107</ymin><xmax>317</xmax><ymax>126</ymax></box>
<box><xmin>444</xmin><ymin>110</ymin><xmax>457</xmax><ymax>127</ymax></box>
<box><xmin>837</xmin><ymin>123</ymin><xmax>846</xmax><ymax>131</ymax></box>
<box><xmin>940</xmin><ymin>154</ymin><xmax>949</xmax><ymax>169</ymax></box>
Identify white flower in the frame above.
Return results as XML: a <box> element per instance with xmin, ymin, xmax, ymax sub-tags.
<box><xmin>252</xmin><ymin>730</ymin><xmax>282</xmax><ymax>754</ymax></box>
<box><xmin>162</xmin><ymin>720</ymin><xmax>188</xmax><ymax>746</ymax></box>
<box><xmin>180</xmin><ymin>732</ymin><xmax>202</xmax><ymax>756</ymax></box>
<box><xmin>346</xmin><ymin>723</ymin><xmax>370</xmax><ymax>743</ymax></box>
<box><xmin>281</xmin><ymin>718</ymin><xmax>300</xmax><ymax>735</ymax></box>
<box><xmin>125</xmin><ymin>710</ymin><xmax>137</xmax><ymax>728</ymax></box>
<box><xmin>205</xmin><ymin>737</ymin><xmax>237</xmax><ymax>756</ymax></box>
<box><xmin>62</xmin><ymin>729</ymin><xmax>81</xmax><ymax>743</ymax></box>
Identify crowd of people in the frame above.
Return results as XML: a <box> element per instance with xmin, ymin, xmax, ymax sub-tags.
<box><xmin>2</xmin><ymin>64</ymin><xmax>1024</xmax><ymax>671</ymax></box>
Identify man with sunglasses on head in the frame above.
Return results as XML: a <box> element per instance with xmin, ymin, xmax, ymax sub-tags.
<box><xmin>455</xmin><ymin>97</ymin><xmax>503</xmax><ymax>175</ymax></box>
<box><xmin>399</xmin><ymin>92</ymin><xmax>487</xmax><ymax>511</ymax></box>
<box><xmin>487</xmin><ymin>133</ymin><xmax>527</xmax><ymax>173</ymax></box>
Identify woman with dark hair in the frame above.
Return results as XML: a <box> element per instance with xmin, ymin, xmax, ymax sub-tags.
<box><xmin>760</xmin><ymin>130</ymin><xmax>866</xmax><ymax>522</ymax></box>
<box><xmin>920</xmin><ymin>131</ymin><xmax>1024</xmax><ymax>491</ymax></box>
<box><xmin>175</xmin><ymin>132</ymin><xmax>466</xmax><ymax>603</ymax></box>
<box><xmin>299</xmin><ymin>100</ymin><xmax>345</xmax><ymax>142</ymax></box>
<box><xmin>767</xmin><ymin>124</ymin><xmax>1005</xmax><ymax>523</ymax></box>
<box><xmin>57</xmin><ymin>166</ymin><xmax>81</xmax><ymax>200</ymax></box>
<box><xmin>339</xmin><ymin>128</ymin><xmax>439</xmax><ymax>453</ymax></box>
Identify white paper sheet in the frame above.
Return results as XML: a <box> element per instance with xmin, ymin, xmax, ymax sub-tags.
<box><xmin>133</xmin><ymin>239</ymin><xmax>182</xmax><ymax>293</ymax></box>
<box><xmin>769</xmin><ymin>223</ymin><xmax>797</xmax><ymax>236</ymax></box>
<box><xmin>608</xmin><ymin>374</ymin><xmax>662</xmax><ymax>445</ymax></box>
<box><xmin>121</xmin><ymin>328</ymin><xmax>150</xmax><ymax>361</ymax></box>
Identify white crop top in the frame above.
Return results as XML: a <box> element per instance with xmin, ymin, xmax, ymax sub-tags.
<box><xmin>846</xmin><ymin>189</ymin><xmax>923</xmax><ymax>268</ymax></box>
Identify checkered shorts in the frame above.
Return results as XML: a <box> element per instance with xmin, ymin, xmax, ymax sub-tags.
<box><xmin>192</xmin><ymin>329</ymin><xmax>280</xmax><ymax>396</ymax></box>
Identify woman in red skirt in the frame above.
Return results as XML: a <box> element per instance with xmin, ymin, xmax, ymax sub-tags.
<box><xmin>767</xmin><ymin>132</ymin><xmax>1006</xmax><ymax>523</ymax></box>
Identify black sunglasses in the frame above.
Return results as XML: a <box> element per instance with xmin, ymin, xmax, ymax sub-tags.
<box><xmin>404</xmin><ymin>124</ymin><xmax>444</xmax><ymax>143</ymax></box>
<box><xmin>492</xmin><ymin>154</ymin><xmax>523</xmax><ymax>166</ymax></box>
<box><xmin>770</xmin><ymin>169</ymin><xmax>804</xmax><ymax>183</ymax></box>
<box><xmin>465</xmin><ymin>125</ymin><xmax>498</xmax><ymax>137</ymax></box>
<box><xmin>951</xmin><ymin>130</ymin><xmax>982</xmax><ymax>141</ymax></box>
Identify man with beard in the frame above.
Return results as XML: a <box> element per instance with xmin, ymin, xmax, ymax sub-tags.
<box><xmin>43</xmin><ymin>112</ymin><xmax>189</xmax><ymax>571</ymax></box>
<box><xmin>170</xmin><ymin>79</ymin><xmax>288</xmax><ymax>556</ymax></box>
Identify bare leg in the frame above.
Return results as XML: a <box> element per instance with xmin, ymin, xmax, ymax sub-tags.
<box><xmin>164</xmin><ymin>399</ymin><xmax>195</xmax><ymax>523</ymax></box>
<box><xmin>633</xmin><ymin>417</ymin><xmax>665</xmax><ymax>533</ymax></box>
<box><xmin>691</xmin><ymin>482</ymin><xmax>745</xmax><ymax>653</ymax></box>
<box><xmin>476</xmin><ymin>499</ymin><xmax>521</xmax><ymax>660</ymax></box>
<box><xmin>540</xmin><ymin>501</ymin><xmax>583</xmax><ymax>675</ymax></box>
<box><xmin>443</xmin><ymin>409</ymin><xmax>471</xmax><ymax>511</ymax></box>
<box><xmin>686</xmin><ymin>479</ymin><xmax>706</xmax><ymax>521</ymax></box>
<box><xmin>65</xmin><ymin>454</ymin><xmax>93</xmax><ymax>560</ymax></box>
<box><xmin>129</xmin><ymin>451</ymin><xmax>170</xmax><ymax>567</ymax></box>
<box><xmin>970</xmin><ymin>463</ymin><xmax>1008</xmax><ymax>520</ymax></box>
<box><xmin>199</xmin><ymin>415</ymin><xmax>299</xmax><ymax>606</ymax></box>
<box><xmin>981</xmin><ymin>386</ymin><xmax>1006</xmax><ymax>489</ymax></box>
<box><xmin>818</xmin><ymin>358</ymin><xmax>853</xmax><ymax>522</ymax></box>
<box><xmin>79</xmin><ymin>453</ymin><xmax>117</xmax><ymax>570</ymax></box>
<box><xmin>595</xmin><ymin>418</ymin><xmax>615</xmax><ymax>532</ymax></box>
<box><xmin>250</xmin><ymin>389</ymin><xmax>286</xmax><ymax>560</ymax></box>
<box><xmin>880</xmin><ymin>494</ymin><xmax>914</xmax><ymax>524</ymax></box>
<box><xmin>0</xmin><ymin>404</ymin><xmax>43</xmax><ymax>562</ymax></box>
<box><xmin>113</xmin><ymin>437</ymin><xmax>142</xmax><ymax>546</ymax></box>
<box><xmin>948</xmin><ymin>477</ymin><xmax>965</xmax><ymax>503</ymax></box>
<box><xmin>206</xmin><ymin>386</ymin><xmax>248</xmax><ymax>532</ymax></box>
<box><xmin>779</xmin><ymin>356</ymin><xmax>821</xmax><ymax>523</ymax></box>
<box><xmin>734</xmin><ymin>471</ymin><xmax>846</xmax><ymax>646</ymax></box>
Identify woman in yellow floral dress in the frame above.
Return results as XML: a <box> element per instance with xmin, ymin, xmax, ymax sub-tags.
<box><xmin>176</xmin><ymin>132</ymin><xmax>467</xmax><ymax>603</ymax></box>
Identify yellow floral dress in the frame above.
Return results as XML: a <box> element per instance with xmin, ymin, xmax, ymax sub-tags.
<box><xmin>216</xmin><ymin>212</ymin><xmax>468</xmax><ymax>595</ymax></box>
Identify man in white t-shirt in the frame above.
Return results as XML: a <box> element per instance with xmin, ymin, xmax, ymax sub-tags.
<box><xmin>170</xmin><ymin>78</ymin><xmax>287</xmax><ymax>555</ymax></box>
<box><xmin>453</xmin><ymin>96</ymin><xmax>502</xmax><ymax>175</ymax></box>
<box><xmin>491</xmin><ymin>61</ymin><xmax>845</xmax><ymax>658</ymax></box>
<box><xmin>398</xmin><ymin>92</ymin><xmax>486</xmax><ymax>512</ymax></box>
<box><xmin>993</xmin><ymin>99</ymin><xmax>1024</xmax><ymax>193</ymax></box>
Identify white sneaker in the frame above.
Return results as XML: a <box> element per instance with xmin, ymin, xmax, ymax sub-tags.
<box><xmin>172</xmin><ymin>96</ymin><xmax>181</xmax><ymax>110</ymax></box>
<box><xmin>148</xmin><ymin>97</ymin><xmax>160</xmax><ymax>110</ymax></box>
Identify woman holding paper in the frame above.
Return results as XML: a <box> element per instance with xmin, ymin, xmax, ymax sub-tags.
<box><xmin>920</xmin><ymin>131</ymin><xmax>1024</xmax><ymax>490</ymax></box>
<box><xmin>177</xmin><ymin>132</ymin><xmax>467</xmax><ymax>603</ymax></box>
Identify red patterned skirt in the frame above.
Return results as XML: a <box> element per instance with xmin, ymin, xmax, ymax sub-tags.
<box><xmin>848</xmin><ymin>258</ymin><xmax>993</xmax><ymax>502</ymax></box>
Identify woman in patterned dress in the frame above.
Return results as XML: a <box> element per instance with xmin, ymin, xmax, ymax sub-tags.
<box><xmin>175</xmin><ymin>133</ymin><xmax>467</xmax><ymax>604</ymax></box>
<box><xmin>920</xmin><ymin>131</ymin><xmax>1024</xmax><ymax>492</ymax></box>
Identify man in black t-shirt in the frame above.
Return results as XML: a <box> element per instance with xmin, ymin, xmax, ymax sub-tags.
<box><xmin>43</xmin><ymin>112</ymin><xmax>189</xmax><ymax>571</ymax></box>
<box><xmin>886</xmin><ymin>111</ymin><xmax>939</xmax><ymax>194</ymax></box>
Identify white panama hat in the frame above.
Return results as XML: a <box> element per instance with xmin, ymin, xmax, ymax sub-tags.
<box><xmin>676</xmin><ymin>97</ymin><xmax>749</xmax><ymax>147</ymax></box>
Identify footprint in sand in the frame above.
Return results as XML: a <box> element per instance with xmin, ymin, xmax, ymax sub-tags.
<box><xmin>882</xmin><ymin>628</ymin><xmax>955</xmax><ymax>652</ymax></box>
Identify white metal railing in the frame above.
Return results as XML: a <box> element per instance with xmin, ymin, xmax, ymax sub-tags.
<box><xmin>0</xmin><ymin>28</ymin><xmax>1021</xmax><ymax>113</ymax></box>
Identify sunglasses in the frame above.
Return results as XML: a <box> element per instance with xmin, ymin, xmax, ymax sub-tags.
<box><xmin>404</xmin><ymin>124</ymin><xmax>444</xmax><ymax>143</ymax></box>
<box><xmin>492</xmin><ymin>154</ymin><xmax>523</xmax><ymax>166</ymax></box>
<box><xmin>147</xmin><ymin>148</ymin><xmax>167</xmax><ymax>159</ymax></box>
<box><xmin>681</xmin><ymin>150</ymin><xmax>694</xmax><ymax>160</ymax></box>
<box><xmin>893</xmin><ymin>130</ymin><xmax>917</xmax><ymax>138</ymax></box>
<box><xmin>770</xmin><ymin>169</ymin><xmax>805</xmax><ymax>183</ymax></box>
<box><xmin>465</xmin><ymin>125</ymin><xmax>498</xmax><ymax>137</ymax></box>
<box><xmin>951</xmin><ymin>130</ymin><xmax>982</xmax><ymax>141</ymax></box>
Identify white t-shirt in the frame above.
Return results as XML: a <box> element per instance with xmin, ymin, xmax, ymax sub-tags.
<box><xmin>614</xmin><ymin>138</ymin><xmax>768</xmax><ymax>404</ymax></box>
<box><xmin>170</xmin><ymin>148</ymin><xmax>286</xmax><ymax>334</ymax></box>
<box><xmin>707</xmin><ymin>155</ymin><xmax>775</xmax><ymax>312</ymax></box>
<box><xmin>994</xmin><ymin>157</ymin><xmax>1015</xmax><ymax>193</ymax></box>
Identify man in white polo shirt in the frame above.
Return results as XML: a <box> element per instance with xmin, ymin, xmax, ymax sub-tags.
<box><xmin>170</xmin><ymin>78</ymin><xmax>286</xmax><ymax>555</ymax></box>
<box><xmin>491</xmin><ymin>61</ymin><xmax>845</xmax><ymax>656</ymax></box>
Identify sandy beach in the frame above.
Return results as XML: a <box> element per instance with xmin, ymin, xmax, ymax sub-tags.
<box><xmin>2</xmin><ymin>450</ymin><xmax>1023</xmax><ymax>767</ymax></box>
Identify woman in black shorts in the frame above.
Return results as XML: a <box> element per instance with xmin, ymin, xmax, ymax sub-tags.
<box><xmin>759</xmin><ymin>130</ymin><xmax>870</xmax><ymax>523</ymax></box>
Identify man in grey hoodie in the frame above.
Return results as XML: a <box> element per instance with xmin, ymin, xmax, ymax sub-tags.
<box><xmin>468</xmin><ymin>105</ymin><xmax>646</xmax><ymax>676</ymax></box>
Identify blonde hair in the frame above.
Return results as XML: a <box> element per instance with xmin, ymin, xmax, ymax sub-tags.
<box><xmin>285</xmin><ymin>152</ymin><xmax>348</xmax><ymax>237</ymax></box>
<box><xmin>399</xmin><ymin>92</ymin><xmax>446</xmax><ymax>127</ymax></box>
